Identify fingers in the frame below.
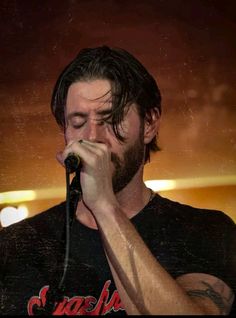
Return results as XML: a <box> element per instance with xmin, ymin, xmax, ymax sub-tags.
<box><xmin>79</xmin><ymin>140</ymin><xmax>109</xmax><ymax>152</ymax></box>
<box><xmin>80</xmin><ymin>140</ymin><xmax>110</xmax><ymax>161</ymax></box>
<box><xmin>58</xmin><ymin>140</ymin><xmax>110</xmax><ymax>169</ymax></box>
<box><xmin>57</xmin><ymin>140</ymin><xmax>116</xmax><ymax>212</ymax></box>
<box><xmin>78</xmin><ymin>140</ymin><xmax>111</xmax><ymax>169</ymax></box>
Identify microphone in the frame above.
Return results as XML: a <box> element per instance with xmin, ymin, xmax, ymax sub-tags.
<box><xmin>64</xmin><ymin>153</ymin><xmax>80</xmax><ymax>173</ymax></box>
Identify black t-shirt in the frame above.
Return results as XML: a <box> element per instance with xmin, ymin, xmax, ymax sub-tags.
<box><xmin>0</xmin><ymin>193</ymin><xmax>235</xmax><ymax>315</ymax></box>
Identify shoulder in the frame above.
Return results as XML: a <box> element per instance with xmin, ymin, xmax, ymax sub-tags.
<box><xmin>152</xmin><ymin>194</ymin><xmax>236</xmax><ymax>254</ymax></box>
<box><xmin>152</xmin><ymin>193</ymin><xmax>235</xmax><ymax>229</ymax></box>
<box><xmin>0</xmin><ymin>201</ymin><xmax>66</xmax><ymax>275</ymax></box>
<box><xmin>142</xmin><ymin>193</ymin><xmax>236</xmax><ymax>269</ymax></box>
<box><xmin>155</xmin><ymin>194</ymin><xmax>236</xmax><ymax>276</ymax></box>
<box><xmin>134</xmin><ymin>193</ymin><xmax>235</xmax><ymax>241</ymax></box>
<box><xmin>26</xmin><ymin>200</ymin><xmax>66</xmax><ymax>232</ymax></box>
<box><xmin>0</xmin><ymin>201</ymin><xmax>66</xmax><ymax>246</ymax></box>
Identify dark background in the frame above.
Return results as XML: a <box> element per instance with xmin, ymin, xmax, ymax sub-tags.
<box><xmin>0</xmin><ymin>0</ymin><xmax>235</xmax><ymax>221</ymax></box>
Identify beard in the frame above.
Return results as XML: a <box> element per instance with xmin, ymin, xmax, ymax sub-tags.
<box><xmin>111</xmin><ymin>128</ymin><xmax>145</xmax><ymax>193</ymax></box>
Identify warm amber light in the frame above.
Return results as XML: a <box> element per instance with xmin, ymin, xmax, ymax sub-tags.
<box><xmin>0</xmin><ymin>175</ymin><xmax>235</xmax><ymax>205</ymax></box>
<box><xmin>145</xmin><ymin>175</ymin><xmax>236</xmax><ymax>192</ymax></box>
<box><xmin>0</xmin><ymin>190</ymin><xmax>36</xmax><ymax>204</ymax></box>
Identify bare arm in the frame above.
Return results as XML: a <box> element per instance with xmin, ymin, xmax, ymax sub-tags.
<box><xmin>94</xmin><ymin>205</ymin><xmax>234</xmax><ymax>315</ymax></box>
<box><xmin>177</xmin><ymin>273</ymin><xmax>234</xmax><ymax>315</ymax></box>
<box><xmin>93</xmin><ymin>203</ymin><xmax>232</xmax><ymax>315</ymax></box>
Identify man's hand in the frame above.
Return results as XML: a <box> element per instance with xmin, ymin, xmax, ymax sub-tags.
<box><xmin>57</xmin><ymin>139</ymin><xmax>118</xmax><ymax>214</ymax></box>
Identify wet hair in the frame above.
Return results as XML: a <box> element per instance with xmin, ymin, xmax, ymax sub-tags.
<box><xmin>51</xmin><ymin>45</ymin><xmax>162</xmax><ymax>162</ymax></box>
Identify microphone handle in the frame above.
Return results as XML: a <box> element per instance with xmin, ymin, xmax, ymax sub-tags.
<box><xmin>64</xmin><ymin>154</ymin><xmax>80</xmax><ymax>173</ymax></box>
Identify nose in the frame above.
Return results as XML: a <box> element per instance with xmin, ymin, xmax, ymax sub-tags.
<box><xmin>84</xmin><ymin>118</ymin><xmax>107</xmax><ymax>143</ymax></box>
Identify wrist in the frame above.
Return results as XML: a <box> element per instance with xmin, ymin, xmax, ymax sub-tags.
<box><xmin>88</xmin><ymin>197</ymin><xmax>120</xmax><ymax>219</ymax></box>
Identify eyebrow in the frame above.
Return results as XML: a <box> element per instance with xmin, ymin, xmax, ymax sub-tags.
<box><xmin>67</xmin><ymin>108</ymin><xmax>112</xmax><ymax>121</ymax></box>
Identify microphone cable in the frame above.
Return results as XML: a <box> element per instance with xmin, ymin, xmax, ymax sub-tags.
<box><xmin>58</xmin><ymin>167</ymin><xmax>82</xmax><ymax>290</ymax></box>
<box><xmin>58</xmin><ymin>169</ymin><xmax>72</xmax><ymax>289</ymax></box>
<box><xmin>34</xmin><ymin>168</ymin><xmax>81</xmax><ymax>315</ymax></box>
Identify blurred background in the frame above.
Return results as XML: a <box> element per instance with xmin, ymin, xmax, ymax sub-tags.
<box><xmin>0</xmin><ymin>0</ymin><xmax>235</xmax><ymax>228</ymax></box>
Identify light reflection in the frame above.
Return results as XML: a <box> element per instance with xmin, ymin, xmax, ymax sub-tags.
<box><xmin>0</xmin><ymin>176</ymin><xmax>235</xmax><ymax>204</ymax></box>
<box><xmin>0</xmin><ymin>190</ymin><xmax>36</xmax><ymax>204</ymax></box>
<box><xmin>145</xmin><ymin>175</ymin><xmax>236</xmax><ymax>192</ymax></box>
<box><xmin>0</xmin><ymin>205</ymin><xmax>28</xmax><ymax>227</ymax></box>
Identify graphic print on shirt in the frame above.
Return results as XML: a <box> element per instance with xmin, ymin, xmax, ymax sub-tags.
<box><xmin>27</xmin><ymin>280</ymin><xmax>125</xmax><ymax>315</ymax></box>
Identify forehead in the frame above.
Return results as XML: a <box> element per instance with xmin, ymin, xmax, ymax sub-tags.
<box><xmin>66</xmin><ymin>79</ymin><xmax>112</xmax><ymax>112</ymax></box>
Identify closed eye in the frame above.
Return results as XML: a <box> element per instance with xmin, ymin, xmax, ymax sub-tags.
<box><xmin>101</xmin><ymin>115</ymin><xmax>113</xmax><ymax>125</ymax></box>
<box><xmin>98</xmin><ymin>119</ymin><xmax>113</xmax><ymax>126</ymax></box>
<box><xmin>72</xmin><ymin>121</ymin><xmax>86</xmax><ymax>129</ymax></box>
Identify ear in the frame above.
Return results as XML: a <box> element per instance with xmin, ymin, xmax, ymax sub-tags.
<box><xmin>144</xmin><ymin>109</ymin><xmax>161</xmax><ymax>144</ymax></box>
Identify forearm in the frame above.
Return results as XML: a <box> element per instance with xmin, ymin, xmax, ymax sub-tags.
<box><xmin>95</xmin><ymin>205</ymin><xmax>205</xmax><ymax>315</ymax></box>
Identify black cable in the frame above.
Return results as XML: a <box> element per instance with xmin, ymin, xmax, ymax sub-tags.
<box><xmin>33</xmin><ymin>169</ymin><xmax>81</xmax><ymax>315</ymax></box>
<box><xmin>58</xmin><ymin>169</ymin><xmax>71</xmax><ymax>289</ymax></box>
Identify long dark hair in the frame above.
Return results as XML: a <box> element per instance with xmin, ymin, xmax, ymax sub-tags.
<box><xmin>51</xmin><ymin>46</ymin><xmax>162</xmax><ymax>162</ymax></box>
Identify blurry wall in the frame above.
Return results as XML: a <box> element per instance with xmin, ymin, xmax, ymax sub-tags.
<box><xmin>0</xmin><ymin>0</ymin><xmax>235</xmax><ymax>225</ymax></box>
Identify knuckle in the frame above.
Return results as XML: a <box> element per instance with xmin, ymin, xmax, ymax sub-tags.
<box><xmin>96</xmin><ymin>148</ymin><xmax>104</xmax><ymax>157</ymax></box>
<box><xmin>99</xmin><ymin>143</ymin><xmax>108</xmax><ymax>152</ymax></box>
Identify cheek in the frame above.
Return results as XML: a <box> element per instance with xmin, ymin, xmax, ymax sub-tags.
<box><xmin>122</xmin><ymin>125</ymin><xmax>141</xmax><ymax>142</ymax></box>
<box><xmin>64</xmin><ymin>127</ymin><xmax>80</xmax><ymax>144</ymax></box>
<box><xmin>121</xmin><ymin>113</ymin><xmax>142</xmax><ymax>139</ymax></box>
<box><xmin>64</xmin><ymin>128</ymin><xmax>71</xmax><ymax>143</ymax></box>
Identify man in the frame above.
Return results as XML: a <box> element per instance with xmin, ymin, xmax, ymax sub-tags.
<box><xmin>0</xmin><ymin>46</ymin><xmax>235</xmax><ymax>315</ymax></box>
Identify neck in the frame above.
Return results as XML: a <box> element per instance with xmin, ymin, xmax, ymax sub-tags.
<box><xmin>115</xmin><ymin>167</ymin><xmax>151</xmax><ymax>215</ymax></box>
<box><xmin>75</xmin><ymin>166</ymin><xmax>152</xmax><ymax>229</ymax></box>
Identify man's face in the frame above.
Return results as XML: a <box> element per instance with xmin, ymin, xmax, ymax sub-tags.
<box><xmin>65</xmin><ymin>79</ymin><xmax>145</xmax><ymax>193</ymax></box>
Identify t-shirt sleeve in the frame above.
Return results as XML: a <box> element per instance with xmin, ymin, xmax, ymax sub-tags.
<box><xmin>205</xmin><ymin>211</ymin><xmax>235</xmax><ymax>290</ymax></box>
<box><xmin>178</xmin><ymin>210</ymin><xmax>236</xmax><ymax>302</ymax></box>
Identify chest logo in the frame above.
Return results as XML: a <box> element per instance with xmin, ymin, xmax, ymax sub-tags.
<box><xmin>27</xmin><ymin>280</ymin><xmax>125</xmax><ymax>315</ymax></box>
